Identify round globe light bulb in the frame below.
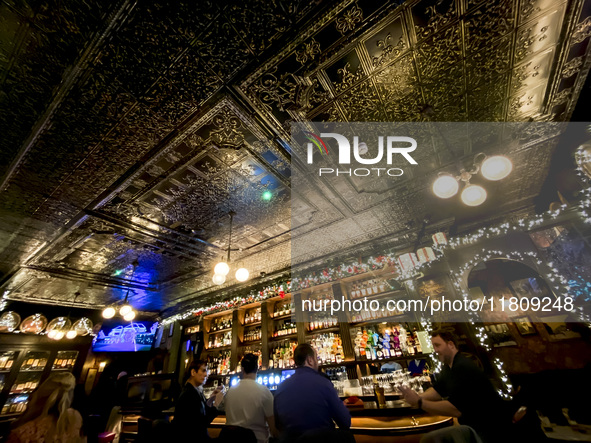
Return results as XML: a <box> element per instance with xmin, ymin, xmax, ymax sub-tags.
<box><xmin>119</xmin><ymin>304</ymin><xmax>132</xmax><ymax>316</ymax></box>
<box><xmin>214</xmin><ymin>262</ymin><xmax>230</xmax><ymax>276</ymax></box>
<box><xmin>481</xmin><ymin>155</ymin><xmax>512</xmax><ymax>181</ymax></box>
<box><xmin>461</xmin><ymin>184</ymin><xmax>487</xmax><ymax>206</ymax></box>
<box><xmin>433</xmin><ymin>175</ymin><xmax>459</xmax><ymax>198</ymax></box>
<box><xmin>54</xmin><ymin>330</ymin><xmax>65</xmax><ymax>340</ymax></box>
<box><xmin>47</xmin><ymin>329</ymin><xmax>58</xmax><ymax>339</ymax></box>
<box><xmin>235</xmin><ymin>268</ymin><xmax>249</xmax><ymax>282</ymax></box>
<box><xmin>66</xmin><ymin>330</ymin><xmax>77</xmax><ymax>339</ymax></box>
<box><xmin>123</xmin><ymin>311</ymin><xmax>136</xmax><ymax>321</ymax></box>
<box><xmin>212</xmin><ymin>273</ymin><xmax>226</xmax><ymax>285</ymax></box>
<box><xmin>102</xmin><ymin>306</ymin><xmax>116</xmax><ymax>319</ymax></box>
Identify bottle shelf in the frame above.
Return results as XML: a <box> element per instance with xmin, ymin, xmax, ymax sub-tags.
<box><xmin>204</xmin><ymin>345</ymin><xmax>232</xmax><ymax>351</ymax></box>
<box><xmin>349</xmin><ymin>314</ymin><xmax>406</xmax><ymax>327</ymax></box>
<box><xmin>271</xmin><ymin>313</ymin><xmax>295</xmax><ymax>321</ymax></box>
<box><xmin>243</xmin><ymin>321</ymin><xmax>261</xmax><ymax>328</ymax></box>
<box><xmin>346</xmin><ymin>288</ymin><xmax>406</xmax><ymax>302</ymax></box>
<box><xmin>307</xmin><ymin>326</ymin><xmax>340</xmax><ymax>334</ymax></box>
<box><xmin>270</xmin><ymin>333</ymin><xmax>298</xmax><ymax>342</ymax></box>
<box><xmin>354</xmin><ymin>353</ymin><xmax>429</xmax><ymax>364</ymax></box>
<box><xmin>207</xmin><ymin>327</ymin><xmax>233</xmax><ymax>334</ymax></box>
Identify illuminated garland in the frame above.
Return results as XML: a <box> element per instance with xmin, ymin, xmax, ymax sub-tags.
<box><xmin>161</xmin><ymin>280</ymin><xmax>291</xmax><ymax>326</ymax></box>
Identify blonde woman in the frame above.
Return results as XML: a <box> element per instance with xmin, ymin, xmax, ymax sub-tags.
<box><xmin>8</xmin><ymin>372</ymin><xmax>85</xmax><ymax>443</ymax></box>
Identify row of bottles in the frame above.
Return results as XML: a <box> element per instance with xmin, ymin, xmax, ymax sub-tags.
<box><xmin>10</xmin><ymin>378</ymin><xmax>39</xmax><ymax>394</ymax></box>
<box><xmin>272</xmin><ymin>301</ymin><xmax>295</xmax><ymax>318</ymax></box>
<box><xmin>205</xmin><ymin>351</ymin><xmax>231</xmax><ymax>376</ymax></box>
<box><xmin>268</xmin><ymin>341</ymin><xmax>297</xmax><ymax>369</ymax></box>
<box><xmin>1</xmin><ymin>396</ymin><xmax>28</xmax><ymax>415</ymax></box>
<box><xmin>273</xmin><ymin>320</ymin><xmax>296</xmax><ymax>337</ymax></box>
<box><xmin>0</xmin><ymin>352</ymin><xmax>15</xmax><ymax>370</ymax></box>
<box><xmin>208</xmin><ymin>331</ymin><xmax>232</xmax><ymax>349</ymax></box>
<box><xmin>308</xmin><ymin>312</ymin><xmax>338</xmax><ymax>331</ymax></box>
<box><xmin>349</xmin><ymin>305</ymin><xmax>404</xmax><ymax>323</ymax></box>
<box><xmin>349</xmin><ymin>279</ymin><xmax>388</xmax><ymax>299</ymax></box>
<box><xmin>309</xmin><ymin>333</ymin><xmax>345</xmax><ymax>365</ymax></box>
<box><xmin>353</xmin><ymin>325</ymin><xmax>423</xmax><ymax>361</ymax></box>
<box><xmin>243</xmin><ymin>327</ymin><xmax>262</xmax><ymax>343</ymax></box>
<box><xmin>20</xmin><ymin>356</ymin><xmax>48</xmax><ymax>371</ymax></box>
<box><xmin>210</xmin><ymin>316</ymin><xmax>232</xmax><ymax>332</ymax></box>
<box><xmin>244</xmin><ymin>308</ymin><xmax>262</xmax><ymax>324</ymax></box>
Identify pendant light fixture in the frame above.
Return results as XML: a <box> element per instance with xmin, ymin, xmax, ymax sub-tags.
<box><xmin>432</xmin><ymin>153</ymin><xmax>512</xmax><ymax>206</ymax></box>
<box><xmin>213</xmin><ymin>211</ymin><xmax>250</xmax><ymax>285</ymax></box>
<box><xmin>103</xmin><ymin>260</ymin><xmax>139</xmax><ymax>320</ymax></box>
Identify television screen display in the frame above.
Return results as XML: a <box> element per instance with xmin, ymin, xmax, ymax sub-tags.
<box><xmin>92</xmin><ymin>321</ymin><xmax>159</xmax><ymax>352</ymax></box>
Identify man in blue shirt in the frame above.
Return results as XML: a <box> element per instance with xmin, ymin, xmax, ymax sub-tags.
<box><xmin>273</xmin><ymin>343</ymin><xmax>351</xmax><ymax>441</ymax></box>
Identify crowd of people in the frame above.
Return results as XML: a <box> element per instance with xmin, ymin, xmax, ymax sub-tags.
<box><xmin>4</xmin><ymin>330</ymin><xmax>527</xmax><ymax>443</ymax></box>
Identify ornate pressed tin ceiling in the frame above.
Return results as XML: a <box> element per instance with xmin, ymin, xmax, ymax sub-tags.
<box><xmin>0</xmin><ymin>0</ymin><xmax>590</xmax><ymax>315</ymax></box>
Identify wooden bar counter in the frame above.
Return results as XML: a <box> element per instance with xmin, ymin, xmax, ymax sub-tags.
<box><xmin>207</xmin><ymin>401</ymin><xmax>453</xmax><ymax>442</ymax></box>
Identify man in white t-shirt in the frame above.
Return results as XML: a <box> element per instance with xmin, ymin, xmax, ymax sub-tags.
<box><xmin>223</xmin><ymin>353</ymin><xmax>277</xmax><ymax>443</ymax></box>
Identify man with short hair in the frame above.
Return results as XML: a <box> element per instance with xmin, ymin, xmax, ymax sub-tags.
<box><xmin>400</xmin><ymin>329</ymin><xmax>510</xmax><ymax>442</ymax></box>
<box><xmin>224</xmin><ymin>353</ymin><xmax>277</xmax><ymax>443</ymax></box>
<box><xmin>273</xmin><ymin>343</ymin><xmax>351</xmax><ymax>440</ymax></box>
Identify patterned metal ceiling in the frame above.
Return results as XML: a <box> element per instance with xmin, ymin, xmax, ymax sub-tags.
<box><xmin>0</xmin><ymin>0</ymin><xmax>590</xmax><ymax>315</ymax></box>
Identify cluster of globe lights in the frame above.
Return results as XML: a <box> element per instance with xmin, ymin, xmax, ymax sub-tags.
<box><xmin>102</xmin><ymin>302</ymin><xmax>137</xmax><ymax>321</ymax></box>
<box><xmin>432</xmin><ymin>155</ymin><xmax>513</xmax><ymax>206</ymax></box>
<box><xmin>213</xmin><ymin>261</ymin><xmax>250</xmax><ymax>285</ymax></box>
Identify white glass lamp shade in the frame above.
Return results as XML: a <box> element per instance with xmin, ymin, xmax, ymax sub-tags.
<box><xmin>47</xmin><ymin>329</ymin><xmax>58</xmax><ymax>339</ymax></box>
<box><xmin>0</xmin><ymin>311</ymin><xmax>21</xmax><ymax>332</ymax></box>
<box><xmin>66</xmin><ymin>330</ymin><xmax>77</xmax><ymax>339</ymax></box>
<box><xmin>212</xmin><ymin>273</ymin><xmax>226</xmax><ymax>285</ymax></box>
<box><xmin>123</xmin><ymin>311</ymin><xmax>136</xmax><ymax>321</ymax></box>
<box><xmin>461</xmin><ymin>184</ymin><xmax>487</xmax><ymax>206</ymax></box>
<box><xmin>54</xmin><ymin>330</ymin><xmax>65</xmax><ymax>340</ymax></box>
<box><xmin>432</xmin><ymin>175</ymin><xmax>459</xmax><ymax>198</ymax></box>
<box><xmin>214</xmin><ymin>262</ymin><xmax>230</xmax><ymax>276</ymax></box>
<box><xmin>19</xmin><ymin>314</ymin><xmax>47</xmax><ymax>334</ymax></box>
<box><xmin>481</xmin><ymin>156</ymin><xmax>512</xmax><ymax>181</ymax></box>
<box><xmin>119</xmin><ymin>304</ymin><xmax>132</xmax><ymax>316</ymax></box>
<box><xmin>235</xmin><ymin>268</ymin><xmax>249</xmax><ymax>282</ymax></box>
<box><xmin>102</xmin><ymin>306</ymin><xmax>116</xmax><ymax>319</ymax></box>
<box><xmin>46</xmin><ymin>317</ymin><xmax>71</xmax><ymax>340</ymax></box>
<box><xmin>72</xmin><ymin>317</ymin><xmax>93</xmax><ymax>336</ymax></box>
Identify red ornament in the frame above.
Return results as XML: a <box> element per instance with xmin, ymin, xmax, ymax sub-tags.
<box><xmin>279</xmin><ymin>288</ymin><xmax>285</xmax><ymax>299</ymax></box>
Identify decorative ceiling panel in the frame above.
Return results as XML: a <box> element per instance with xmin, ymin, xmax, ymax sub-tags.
<box><xmin>0</xmin><ymin>0</ymin><xmax>589</xmax><ymax>314</ymax></box>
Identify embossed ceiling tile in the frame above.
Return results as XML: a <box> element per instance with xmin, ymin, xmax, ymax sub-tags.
<box><xmin>373</xmin><ymin>54</ymin><xmax>417</xmax><ymax>98</ymax></box>
<box><xmin>507</xmin><ymin>82</ymin><xmax>547</xmax><ymax>119</ymax></box>
<box><xmin>382</xmin><ymin>90</ymin><xmax>424</xmax><ymax>122</ymax></box>
<box><xmin>415</xmin><ymin>26</ymin><xmax>463</xmax><ymax>86</ymax></box>
<box><xmin>514</xmin><ymin>4</ymin><xmax>566</xmax><ymax>64</ymax></box>
<box><xmin>164</xmin><ymin>52</ymin><xmax>222</xmax><ymax>103</ymax></box>
<box><xmin>174</xmin><ymin>1</ymin><xmax>224</xmax><ymax>40</ymax></box>
<box><xmin>468</xmin><ymin>74</ymin><xmax>509</xmax><ymax>119</ymax></box>
<box><xmin>464</xmin><ymin>0</ymin><xmax>515</xmax><ymax>54</ymax></box>
<box><xmin>324</xmin><ymin>48</ymin><xmax>368</xmax><ymax>94</ymax></box>
<box><xmin>195</xmin><ymin>18</ymin><xmax>252</xmax><ymax>81</ymax></box>
<box><xmin>411</xmin><ymin>0</ymin><xmax>458</xmax><ymax>43</ymax></box>
<box><xmin>465</xmin><ymin>35</ymin><xmax>512</xmax><ymax>89</ymax></box>
<box><xmin>518</xmin><ymin>0</ymin><xmax>567</xmax><ymax>25</ymax></box>
<box><xmin>362</xmin><ymin>16</ymin><xmax>407</xmax><ymax>70</ymax></box>
<box><xmin>338</xmin><ymin>80</ymin><xmax>386</xmax><ymax>121</ymax></box>
<box><xmin>510</xmin><ymin>47</ymin><xmax>555</xmax><ymax>94</ymax></box>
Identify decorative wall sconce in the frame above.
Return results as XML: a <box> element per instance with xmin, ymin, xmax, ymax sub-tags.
<box><xmin>432</xmin><ymin>154</ymin><xmax>512</xmax><ymax>206</ymax></box>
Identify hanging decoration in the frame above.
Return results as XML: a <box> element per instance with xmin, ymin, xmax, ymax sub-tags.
<box><xmin>19</xmin><ymin>314</ymin><xmax>47</xmax><ymax>334</ymax></box>
<box><xmin>0</xmin><ymin>311</ymin><xmax>21</xmax><ymax>333</ymax></box>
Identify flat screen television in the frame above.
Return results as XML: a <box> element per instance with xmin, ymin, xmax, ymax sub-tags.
<box><xmin>92</xmin><ymin>320</ymin><xmax>159</xmax><ymax>352</ymax></box>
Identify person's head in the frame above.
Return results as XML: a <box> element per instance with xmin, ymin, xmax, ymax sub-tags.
<box><xmin>294</xmin><ymin>343</ymin><xmax>318</xmax><ymax>370</ymax></box>
<box><xmin>240</xmin><ymin>353</ymin><xmax>258</xmax><ymax>377</ymax></box>
<box><xmin>431</xmin><ymin>329</ymin><xmax>459</xmax><ymax>367</ymax></box>
<box><xmin>14</xmin><ymin>372</ymin><xmax>76</xmax><ymax>432</ymax></box>
<box><xmin>186</xmin><ymin>360</ymin><xmax>208</xmax><ymax>387</ymax></box>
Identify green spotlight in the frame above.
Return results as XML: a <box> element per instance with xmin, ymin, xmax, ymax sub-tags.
<box><xmin>262</xmin><ymin>190</ymin><xmax>273</xmax><ymax>201</ymax></box>
<box><xmin>113</xmin><ymin>269</ymin><xmax>124</xmax><ymax>276</ymax></box>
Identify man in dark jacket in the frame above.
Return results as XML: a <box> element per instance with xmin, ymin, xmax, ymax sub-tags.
<box><xmin>174</xmin><ymin>360</ymin><xmax>223</xmax><ymax>441</ymax></box>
